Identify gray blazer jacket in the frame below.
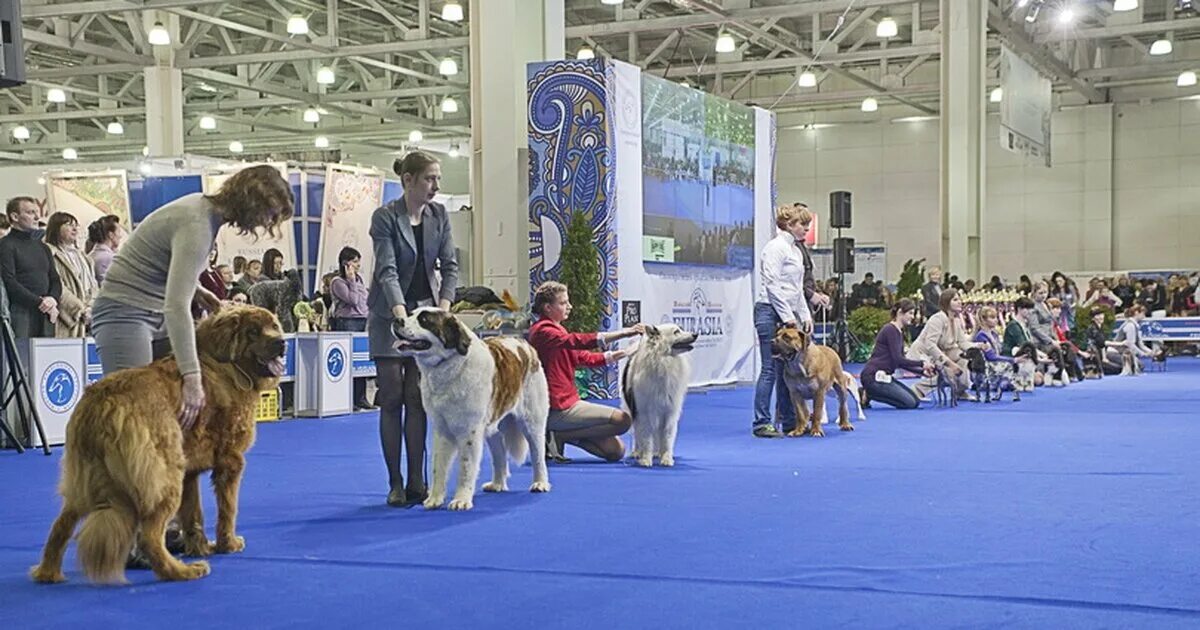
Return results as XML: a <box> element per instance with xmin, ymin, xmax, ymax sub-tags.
<box><xmin>367</xmin><ymin>199</ymin><xmax>459</xmax><ymax>357</ymax></box>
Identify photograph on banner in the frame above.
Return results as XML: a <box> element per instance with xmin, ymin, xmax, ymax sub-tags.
<box><xmin>202</xmin><ymin>163</ymin><xmax>295</xmax><ymax>268</ymax></box>
<box><xmin>44</xmin><ymin>170</ymin><xmax>132</xmax><ymax>250</ymax></box>
<box><xmin>317</xmin><ymin>164</ymin><xmax>384</xmax><ymax>279</ymax></box>
<box><xmin>641</xmin><ymin>74</ymin><xmax>755</xmax><ymax>269</ymax></box>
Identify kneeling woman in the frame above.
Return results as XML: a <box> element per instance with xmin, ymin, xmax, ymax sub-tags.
<box><xmin>860</xmin><ymin>299</ymin><xmax>933</xmax><ymax>409</ymax></box>
<box><xmin>527</xmin><ymin>281</ymin><xmax>642</xmax><ymax>462</ymax></box>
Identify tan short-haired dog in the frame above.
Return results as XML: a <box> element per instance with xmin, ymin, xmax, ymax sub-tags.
<box><xmin>771</xmin><ymin>327</ymin><xmax>863</xmax><ymax>437</ymax></box>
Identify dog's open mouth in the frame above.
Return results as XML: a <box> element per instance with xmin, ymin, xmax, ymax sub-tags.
<box><xmin>672</xmin><ymin>341</ymin><xmax>696</xmax><ymax>352</ymax></box>
<box><xmin>265</xmin><ymin>356</ymin><xmax>285</xmax><ymax>377</ymax></box>
<box><xmin>393</xmin><ymin>338</ymin><xmax>432</xmax><ymax>352</ymax></box>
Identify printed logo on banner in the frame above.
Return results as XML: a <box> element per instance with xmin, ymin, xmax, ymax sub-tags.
<box><xmin>42</xmin><ymin>362</ymin><xmax>79</xmax><ymax>414</ymax></box>
<box><xmin>622</xmin><ymin>301</ymin><xmax>642</xmax><ymax>328</ymax></box>
<box><xmin>326</xmin><ymin>345</ymin><xmax>346</xmax><ymax>382</ymax></box>
<box><xmin>667</xmin><ymin>286</ymin><xmax>729</xmax><ymax>349</ymax></box>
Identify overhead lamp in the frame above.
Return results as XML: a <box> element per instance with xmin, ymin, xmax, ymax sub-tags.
<box><xmin>1150</xmin><ymin>38</ymin><xmax>1173</xmax><ymax>55</ymax></box>
<box><xmin>107</xmin><ymin>121</ymin><xmax>124</xmax><ymax>135</ymax></box>
<box><xmin>199</xmin><ymin>115</ymin><xmax>216</xmax><ymax>130</ymax></box>
<box><xmin>229</xmin><ymin>141</ymin><xmax>244</xmax><ymax>153</ymax></box>
<box><xmin>441</xmin><ymin>1</ymin><xmax>464</xmax><ymax>22</ymax></box>
<box><xmin>197</xmin><ymin>82</ymin><xmax>218</xmax><ymax>93</ymax></box>
<box><xmin>316</xmin><ymin>66</ymin><xmax>336</xmax><ymax>85</ymax></box>
<box><xmin>148</xmin><ymin>22</ymin><xmax>171</xmax><ymax>46</ymax></box>
<box><xmin>1113</xmin><ymin>0</ymin><xmax>1138</xmax><ymax>10</ymax></box>
<box><xmin>1025</xmin><ymin>1</ymin><xmax>1042</xmax><ymax>22</ymax></box>
<box><xmin>63</xmin><ymin>148</ymin><xmax>78</xmax><ymax>160</ymax></box>
<box><xmin>139</xmin><ymin>162</ymin><xmax>153</xmax><ymax>175</ymax></box>
<box><xmin>990</xmin><ymin>87</ymin><xmax>1003</xmax><ymax>103</ymax></box>
<box><xmin>1017</xmin><ymin>0</ymin><xmax>1031</xmax><ymax>6</ymax></box>
<box><xmin>286</xmin><ymin>15</ymin><xmax>309</xmax><ymax>35</ymax></box>
<box><xmin>37</xmin><ymin>176</ymin><xmax>46</xmax><ymax>185</ymax></box>
<box><xmin>11</xmin><ymin>125</ymin><xmax>30</xmax><ymax>140</ymax></box>
<box><xmin>142</xmin><ymin>145</ymin><xmax>150</xmax><ymax>157</ymax></box>
<box><xmin>303</xmin><ymin>108</ymin><xmax>321</xmax><ymax>123</ymax></box>
<box><xmin>441</xmin><ymin>96</ymin><xmax>459</xmax><ymax>113</ymax></box>
<box><xmin>439</xmin><ymin>57</ymin><xmax>458</xmax><ymax>76</ymax></box>
<box><xmin>409</xmin><ymin>129</ymin><xmax>424</xmax><ymax>143</ymax></box>
<box><xmin>678</xmin><ymin>79</ymin><xmax>690</xmax><ymax>88</ymax></box>
<box><xmin>47</xmin><ymin>88</ymin><xmax>67</xmax><ymax>103</ymax></box>
<box><xmin>314</xmin><ymin>136</ymin><xmax>330</xmax><ymax>148</ymax></box>
<box><xmin>1057</xmin><ymin>7</ymin><xmax>1075</xmax><ymax>25</ymax></box>
<box><xmin>1179</xmin><ymin>71</ymin><xmax>1198</xmax><ymax>87</ymax></box>
<box><xmin>577</xmin><ymin>45</ymin><xmax>595</xmax><ymax>60</ymax></box>
<box><xmin>601</xmin><ymin>0</ymin><xmax>624</xmax><ymax>4</ymax></box>
<box><xmin>876</xmin><ymin>17</ymin><xmax>898</xmax><ymax>38</ymax></box>
<box><xmin>861</xmin><ymin>97</ymin><xmax>879</xmax><ymax>112</ymax></box>
<box><xmin>798</xmin><ymin>71</ymin><xmax>817</xmax><ymax>88</ymax></box>
<box><xmin>448</xmin><ymin>143</ymin><xmax>460</xmax><ymax>158</ymax></box>
<box><xmin>715</xmin><ymin>30</ymin><xmax>736</xmax><ymax>53</ymax></box>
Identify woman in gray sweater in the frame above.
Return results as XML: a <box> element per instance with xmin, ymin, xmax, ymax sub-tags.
<box><xmin>91</xmin><ymin>165</ymin><xmax>293</xmax><ymax>429</ymax></box>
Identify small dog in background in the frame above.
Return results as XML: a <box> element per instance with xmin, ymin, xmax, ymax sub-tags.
<box><xmin>248</xmin><ymin>269</ymin><xmax>304</xmax><ymax>333</ymax></box>
<box><xmin>963</xmin><ymin>347</ymin><xmax>1003</xmax><ymax>403</ymax></box>
<box><xmin>1010</xmin><ymin>342</ymin><xmax>1041</xmax><ymax>399</ymax></box>
<box><xmin>1150</xmin><ymin>347</ymin><xmax>1168</xmax><ymax>372</ymax></box>
<box><xmin>621</xmin><ymin>324</ymin><xmax>697</xmax><ymax>467</ymax></box>
<box><xmin>932</xmin><ymin>366</ymin><xmax>959</xmax><ymax>407</ymax></box>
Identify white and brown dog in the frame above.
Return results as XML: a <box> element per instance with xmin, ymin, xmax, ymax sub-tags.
<box><xmin>392</xmin><ymin>308</ymin><xmax>551</xmax><ymax>511</ymax></box>
<box><xmin>621</xmin><ymin>324</ymin><xmax>698</xmax><ymax>467</ymax></box>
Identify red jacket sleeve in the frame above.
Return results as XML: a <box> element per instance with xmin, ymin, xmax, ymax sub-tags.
<box><xmin>572</xmin><ymin>349</ymin><xmax>608</xmax><ymax>368</ymax></box>
<box><xmin>530</xmin><ymin>322</ymin><xmax>599</xmax><ymax>351</ymax></box>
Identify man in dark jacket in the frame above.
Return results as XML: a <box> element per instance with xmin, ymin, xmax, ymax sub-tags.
<box><xmin>921</xmin><ymin>266</ymin><xmax>943</xmax><ymax>319</ymax></box>
<box><xmin>0</xmin><ymin>197</ymin><xmax>61</xmax><ymax>338</ymax></box>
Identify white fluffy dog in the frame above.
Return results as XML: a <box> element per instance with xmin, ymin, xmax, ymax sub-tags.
<box><xmin>392</xmin><ymin>308</ymin><xmax>551</xmax><ymax>510</ymax></box>
<box><xmin>621</xmin><ymin>324</ymin><xmax>697</xmax><ymax>467</ymax></box>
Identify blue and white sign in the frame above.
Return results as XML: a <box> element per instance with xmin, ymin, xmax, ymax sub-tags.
<box><xmin>326</xmin><ymin>345</ymin><xmax>346</xmax><ymax>381</ymax></box>
<box><xmin>1140</xmin><ymin>317</ymin><xmax>1200</xmax><ymax>342</ymax></box>
<box><xmin>41</xmin><ymin>362</ymin><xmax>79</xmax><ymax>415</ymax></box>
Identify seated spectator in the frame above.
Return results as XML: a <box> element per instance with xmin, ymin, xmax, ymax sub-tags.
<box><xmin>972</xmin><ymin>306</ymin><xmax>1019</xmax><ymax>391</ymax></box>
<box><xmin>235</xmin><ymin>259</ymin><xmax>263</xmax><ymax>292</ymax></box>
<box><xmin>1002</xmin><ymin>296</ymin><xmax>1049</xmax><ymax>388</ymax></box>
<box><xmin>261</xmin><ymin>248</ymin><xmax>285</xmax><ymax>281</ymax></box>
<box><xmin>195</xmin><ymin>245</ymin><xmax>227</xmax><ymax>320</ymax></box>
<box><xmin>1138</xmin><ymin>278</ymin><xmax>1167</xmax><ymax>314</ymax></box>
<box><xmin>226</xmin><ymin>287</ymin><xmax>249</xmax><ymax>305</ymax></box>
<box><xmin>86</xmin><ymin>215</ymin><xmax>124</xmax><ymax>286</ymax></box>
<box><xmin>860</xmin><ymin>298</ymin><xmax>933</xmax><ymax>409</ymax></box>
<box><xmin>1047</xmin><ymin>298</ymin><xmax>1084</xmax><ymax>382</ymax></box>
<box><xmin>1029</xmin><ymin>283</ymin><xmax>1071</xmax><ymax>387</ymax></box>
<box><xmin>216</xmin><ymin>264</ymin><xmax>234</xmax><ymax>293</ymax></box>
<box><xmin>1081</xmin><ymin>277</ymin><xmax>1122</xmax><ymax>310</ymax></box>
<box><xmin>986</xmin><ymin>275</ymin><xmax>1004</xmax><ymax>291</ymax></box>
<box><xmin>850</xmin><ymin>273</ymin><xmax>882</xmax><ymax>311</ymax></box>
<box><xmin>1112</xmin><ymin>275</ymin><xmax>1136</xmax><ymax>309</ymax></box>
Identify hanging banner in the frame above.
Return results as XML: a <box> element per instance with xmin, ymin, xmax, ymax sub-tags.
<box><xmin>317</xmin><ymin>164</ymin><xmax>384</xmax><ymax>279</ymax></box>
<box><xmin>202</xmin><ymin>163</ymin><xmax>295</xmax><ymax>268</ymax></box>
<box><xmin>44</xmin><ymin>170</ymin><xmax>132</xmax><ymax>249</ymax></box>
<box><xmin>1000</xmin><ymin>45</ymin><xmax>1052</xmax><ymax>167</ymax></box>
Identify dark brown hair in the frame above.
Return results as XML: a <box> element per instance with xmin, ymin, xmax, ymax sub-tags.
<box><xmin>86</xmin><ymin>214</ymin><xmax>122</xmax><ymax>252</ymax></box>
<box><xmin>891</xmin><ymin>297</ymin><xmax>916</xmax><ymax>318</ymax></box>
<box><xmin>44</xmin><ymin>212</ymin><xmax>78</xmax><ymax>247</ymax></box>
<box><xmin>205</xmin><ymin>165</ymin><xmax>292</xmax><ymax>241</ymax></box>
<box><xmin>393</xmin><ymin>151</ymin><xmax>440</xmax><ymax>184</ymax></box>
<box><xmin>6</xmin><ymin>196</ymin><xmax>36</xmax><ymax>219</ymax></box>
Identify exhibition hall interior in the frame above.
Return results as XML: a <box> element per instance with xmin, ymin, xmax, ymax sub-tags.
<box><xmin>1</xmin><ymin>0</ymin><xmax>1199</xmax><ymax>627</ymax></box>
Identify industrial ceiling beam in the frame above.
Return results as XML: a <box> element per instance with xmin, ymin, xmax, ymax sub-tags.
<box><xmin>175</xmin><ymin>36</ymin><xmax>469</xmax><ymax>69</ymax></box>
<box><xmin>565</xmin><ymin>0</ymin><xmax>915</xmax><ymax>37</ymax></box>
<box><xmin>986</xmin><ymin>2</ymin><xmax>1105</xmax><ymax>104</ymax></box>
<box><xmin>24</xmin><ymin>0</ymin><xmax>229</xmax><ymax>18</ymax></box>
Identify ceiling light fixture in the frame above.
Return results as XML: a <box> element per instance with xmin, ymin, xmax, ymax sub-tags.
<box><xmin>199</xmin><ymin>115</ymin><xmax>216</xmax><ymax>130</ymax></box>
<box><xmin>1179</xmin><ymin>70</ymin><xmax>1198</xmax><ymax>87</ymax></box>
<box><xmin>229</xmin><ymin>141</ymin><xmax>244</xmax><ymax>153</ymax></box>
<box><xmin>1113</xmin><ymin>0</ymin><xmax>1139</xmax><ymax>11</ymax></box>
<box><xmin>577</xmin><ymin>45</ymin><xmax>595</xmax><ymax>60</ymax></box>
<box><xmin>876</xmin><ymin>17</ymin><xmax>898</xmax><ymax>38</ymax></box>
<box><xmin>62</xmin><ymin>148</ymin><xmax>78</xmax><ymax>160</ymax></box>
<box><xmin>303</xmin><ymin>108</ymin><xmax>320</xmax><ymax>123</ymax></box>
<box><xmin>409</xmin><ymin>129</ymin><xmax>424</xmax><ymax>143</ymax></box>
<box><xmin>314</xmin><ymin>136</ymin><xmax>330</xmax><ymax>148</ymax></box>
<box><xmin>715</xmin><ymin>30</ymin><xmax>736</xmax><ymax>53</ymax></box>
<box><xmin>1025</xmin><ymin>1</ymin><xmax>1043</xmax><ymax>22</ymax></box>
<box><xmin>861</xmin><ymin>97</ymin><xmax>879</xmax><ymax>112</ymax></box>
<box><xmin>316</xmin><ymin>66</ymin><xmax>336</xmax><ymax>85</ymax></box>
<box><xmin>11</xmin><ymin>125</ymin><xmax>29</xmax><ymax>140</ymax></box>
<box><xmin>442</xmin><ymin>1</ymin><xmax>464</xmax><ymax>22</ymax></box>
<box><xmin>107</xmin><ymin>121</ymin><xmax>124</xmax><ymax>135</ymax></box>
<box><xmin>1057</xmin><ymin>7</ymin><xmax>1075</xmax><ymax>25</ymax></box>
<box><xmin>990</xmin><ymin>87</ymin><xmax>1003</xmax><ymax>102</ymax></box>
<box><xmin>798</xmin><ymin>71</ymin><xmax>817</xmax><ymax>88</ymax></box>
<box><xmin>439</xmin><ymin>57</ymin><xmax>458</xmax><ymax>76</ymax></box>
<box><xmin>148</xmin><ymin>22</ymin><xmax>171</xmax><ymax>46</ymax></box>
<box><xmin>448</xmin><ymin>143</ymin><xmax>460</xmax><ymax>158</ymax></box>
<box><xmin>441</xmin><ymin>96</ymin><xmax>459</xmax><ymax>113</ymax></box>
<box><xmin>286</xmin><ymin>15</ymin><xmax>309</xmax><ymax>35</ymax></box>
<box><xmin>47</xmin><ymin>88</ymin><xmax>67</xmax><ymax>103</ymax></box>
<box><xmin>1150</xmin><ymin>38</ymin><xmax>1173</xmax><ymax>55</ymax></box>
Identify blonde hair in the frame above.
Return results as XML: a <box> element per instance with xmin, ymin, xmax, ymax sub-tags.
<box><xmin>532</xmin><ymin>281</ymin><xmax>568</xmax><ymax>317</ymax></box>
<box><xmin>775</xmin><ymin>204</ymin><xmax>813</xmax><ymax>230</ymax></box>
<box><xmin>977</xmin><ymin>306</ymin><xmax>998</xmax><ymax>323</ymax></box>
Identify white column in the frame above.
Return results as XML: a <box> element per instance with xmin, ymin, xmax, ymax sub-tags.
<box><xmin>939</xmin><ymin>0</ymin><xmax>986</xmax><ymax>280</ymax></box>
<box><xmin>143</xmin><ymin>12</ymin><xmax>184</xmax><ymax>157</ymax></box>
<box><xmin>468</xmin><ymin>0</ymin><xmax>563</xmax><ymax>299</ymax></box>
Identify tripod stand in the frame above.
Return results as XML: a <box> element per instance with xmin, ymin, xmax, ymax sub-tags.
<box><xmin>0</xmin><ymin>287</ymin><xmax>52</xmax><ymax>455</ymax></box>
<box><xmin>828</xmin><ymin>226</ymin><xmax>861</xmax><ymax>363</ymax></box>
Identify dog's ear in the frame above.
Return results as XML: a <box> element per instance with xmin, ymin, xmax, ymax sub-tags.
<box><xmin>644</xmin><ymin>325</ymin><xmax>660</xmax><ymax>339</ymax></box>
<box><xmin>798</xmin><ymin>329</ymin><xmax>810</xmax><ymax>352</ymax></box>
<box><xmin>439</xmin><ymin>314</ymin><xmax>470</xmax><ymax>356</ymax></box>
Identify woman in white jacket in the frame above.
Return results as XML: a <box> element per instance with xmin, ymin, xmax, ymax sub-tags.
<box><xmin>906</xmin><ymin>288</ymin><xmax>984</xmax><ymax>400</ymax></box>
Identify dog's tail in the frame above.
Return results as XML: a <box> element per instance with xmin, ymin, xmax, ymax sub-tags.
<box><xmin>77</xmin><ymin>503</ymin><xmax>136</xmax><ymax>585</ymax></box>
<box><xmin>845</xmin><ymin>373</ymin><xmax>867</xmax><ymax>421</ymax></box>
<box><xmin>499</xmin><ymin>416</ymin><xmax>528</xmax><ymax>464</ymax></box>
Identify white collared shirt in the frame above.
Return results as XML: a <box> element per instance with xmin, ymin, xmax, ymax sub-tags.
<box><xmin>756</xmin><ymin>230</ymin><xmax>812</xmax><ymax>325</ymax></box>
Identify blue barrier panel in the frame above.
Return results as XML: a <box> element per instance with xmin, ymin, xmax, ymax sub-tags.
<box><xmin>351</xmin><ymin>333</ymin><xmax>375</xmax><ymax>377</ymax></box>
<box><xmin>1140</xmin><ymin>317</ymin><xmax>1200</xmax><ymax>342</ymax></box>
<box><xmin>84</xmin><ymin>338</ymin><xmax>103</xmax><ymax>385</ymax></box>
<box><xmin>280</xmin><ymin>334</ymin><xmax>297</xmax><ymax>382</ymax></box>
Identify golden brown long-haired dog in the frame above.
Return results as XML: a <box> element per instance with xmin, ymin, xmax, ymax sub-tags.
<box><xmin>771</xmin><ymin>327</ymin><xmax>859</xmax><ymax>437</ymax></box>
<box><xmin>30</xmin><ymin>306</ymin><xmax>286</xmax><ymax>585</ymax></box>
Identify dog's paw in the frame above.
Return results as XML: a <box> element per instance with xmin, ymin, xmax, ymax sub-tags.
<box><xmin>658</xmin><ymin>453</ymin><xmax>675</xmax><ymax>467</ymax></box>
<box><xmin>447</xmin><ymin>497</ymin><xmax>474</xmax><ymax>511</ymax></box>
<box><xmin>786</xmin><ymin>428</ymin><xmax>805</xmax><ymax>437</ymax></box>
<box><xmin>529</xmin><ymin>480</ymin><xmax>551</xmax><ymax>493</ymax></box>
<box><xmin>636</xmin><ymin>455</ymin><xmax>653</xmax><ymax>467</ymax></box>
<box><xmin>423</xmin><ymin>495</ymin><xmax>445</xmax><ymax>510</ymax></box>
<box><xmin>481</xmin><ymin>481</ymin><xmax>508</xmax><ymax>493</ymax></box>
<box><xmin>178</xmin><ymin>561</ymin><xmax>211</xmax><ymax>581</ymax></box>
<box><xmin>182</xmin><ymin>535</ymin><xmax>214</xmax><ymax>557</ymax></box>
<box><xmin>839</xmin><ymin>422</ymin><xmax>855</xmax><ymax>432</ymax></box>
<box><xmin>29</xmin><ymin>565</ymin><xmax>66</xmax><ymax>584</ymax></box>
<box><xmin>215</xmin><ymin>536</ymin><xmax>244</xmax><ymax>554</ymax></box>
<box><xmin>808</xmin><ymin>426</ymin><xmax>826</xmax><ymax>438</ymax></box>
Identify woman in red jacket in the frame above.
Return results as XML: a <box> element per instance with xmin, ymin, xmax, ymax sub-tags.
<box><xmin>527</xmin><ymin>281</ymin><xmax>643</xmax><ymax>462</ymax></box>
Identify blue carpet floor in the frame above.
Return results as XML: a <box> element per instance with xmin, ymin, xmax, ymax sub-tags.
<box><xmin>3</xmin><ymin>359</ymin><xmax>1200</xmax><ymax>628</ymax></box>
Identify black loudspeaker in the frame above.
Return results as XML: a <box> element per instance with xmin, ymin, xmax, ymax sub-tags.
<box><xmin>0</xmin><ymin>0</ymin><xmax>25</xmax><ymax>89</ymax></box>
<box><xmin>830</xmin><ymin>190</ymin><xmax>852</xmax><ymax>229</ymax></box>
<box><xmin>833</xmin><ymin>237</ymin><xmax>855</xmax><ymax>274</ymax></box>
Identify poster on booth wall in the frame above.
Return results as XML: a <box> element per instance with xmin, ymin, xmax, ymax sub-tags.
<box><xmin>202</xmin><ymin>163</ymin><xmax>295</xmax><ymax>268</ymax></box>
<box><xmin>45</xmin><ymin>170</ymin><xmax>132</xmax><ymax>250</ymax></box>
<box><xmin>316</xmin><ymin>164</ymin><xmax>384</xmax><ymax>280</ymax></box>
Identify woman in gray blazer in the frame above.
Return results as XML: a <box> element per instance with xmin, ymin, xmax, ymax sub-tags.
<box><xmin>369</xmin><ymin>151</ymin><xmax>459</xmax><ymax>507</ymax></box>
